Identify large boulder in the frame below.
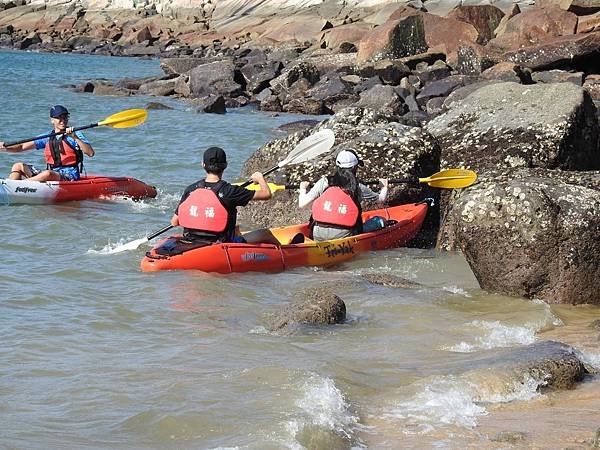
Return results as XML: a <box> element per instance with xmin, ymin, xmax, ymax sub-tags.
<box><xmin>240</xmin><ymin>59</ymin><xmax>283</xmax><ymax>94</ymax></box>
<box><xmin>504</xmin><ymin>31</ymin><xmax>600</xmax><ymax>71</ymax></box>
<box><xmin>441</xmin><ymin>170</ymin><xmax>600</xmax><ymax>305</ymax></box>
<box><xmin>389</xmin><ymin>8</ymin><xmax>480</xmax><ymax>66</ymax></box>
<box><xmin>319</xmin><ymin>22</ymin><xmax>372</xmax><ymax>52</ymax></box>
<box><xmin>426</xmin><ymin>82</ymin><xmax>600</xmax><ymax>172</ymax></box>
<box><xmin>446</xmin><ymin>5</ymin><xmax>505</xmax><ymax>44</ymax></box>
<box><xmin>487</xmin><ymin>5</ymin><xmax>578</xmax><ymax>52</ymax></box>
<box><xmin>356</xmin><ymin>14</ymin><xmax>427</xmax><ymax>65</ymax></box>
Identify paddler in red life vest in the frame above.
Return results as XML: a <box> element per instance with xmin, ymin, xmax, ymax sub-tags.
<box><xmin>171</xmin><ymin>146</ymin><xmax>273</xmax><ymax>244</ymax></box>
<box><xmin>298</xmin><ymin>149</ymin><xmax>389</xmax><ymax>241</ymax></box>
<box><xmin>0</xmin><ymin>105</ymin><xmax>94</xmax><ymax>182</ymax></box>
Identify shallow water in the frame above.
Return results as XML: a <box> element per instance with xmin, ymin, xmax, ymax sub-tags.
<box><xmin>1</xmin><ymin>49</ymin><xmax>599</xmax><ymax>449</ymax></box>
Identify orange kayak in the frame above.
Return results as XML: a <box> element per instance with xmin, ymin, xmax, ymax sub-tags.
<box><xmin>140</xmin><ymin>202</ymin><xmax>428</xmax><ymax>273</ymax></box>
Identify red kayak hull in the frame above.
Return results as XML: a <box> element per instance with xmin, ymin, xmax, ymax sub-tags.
<box><xmin>141</xmin><ymin>202</ymin><xmax>428</xmax><ymax>273</ymax></box>
<box><xmin>0</xmin><ymin>175</ymin><xmax>157</xmax><ymax>204</ymax></box>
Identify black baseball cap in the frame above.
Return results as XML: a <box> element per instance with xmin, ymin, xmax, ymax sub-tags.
<box><xmin>203</xmin><ymin>146</ymin><xmax>227</xmax><ymax>169</ymax></box>
<box><xmin>50</xmin><ymin>105</ymin><xmax>69</xmax><ymax>118</ymax></box>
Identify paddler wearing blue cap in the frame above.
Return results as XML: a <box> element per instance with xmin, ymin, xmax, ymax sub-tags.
<box><xmin>0</xmin><ymin>105</ymin><xmax>94</xmax><ymax>182</ymax></box>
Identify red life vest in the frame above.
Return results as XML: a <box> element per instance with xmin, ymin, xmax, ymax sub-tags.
<box><xmin>178</xmin><ymin>182</ymin><xmax>228</xmax><ymax>232</ymax></box>
<box><xmin>44</xmin><ymin>136</ymin><xmax>83</xmax><ymax>169</ymax></box>
<box><xmin>312</xmin><ymin>186</ymin><xmax>360</xmax><ymax>227</ymax></box>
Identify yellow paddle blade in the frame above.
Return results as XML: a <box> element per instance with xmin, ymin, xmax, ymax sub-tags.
<box><xmin>97</xmin><ymin>109</ymin><xmax>148</xmax><ymax>128</ymax></box>
<box><xmin>419</xmin><ymin>169</ymin><xmax>477</xmax><ymax>188</ymax></box>
<box><xmin>235</xmin><ymin>182</ymin><xmax>288</xmax><ymax>192</ymax></box>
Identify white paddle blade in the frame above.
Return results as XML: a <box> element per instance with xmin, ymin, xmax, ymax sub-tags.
<box><xmin>279</xmin><ymin>129</ymin><xmax>335</xmax><ymax>167</ymax></box>
<box><xmin>108</xmin><ymin>237</ymin><xmax>149</xmax><ymax>254</ymax></box>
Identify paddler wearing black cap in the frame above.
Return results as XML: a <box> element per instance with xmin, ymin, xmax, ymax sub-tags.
<box><xmin>298</xmin><ymin>148</ymin><xmax>389</xmax><ymax>241</ymax></box>
<box><xmin>171</xmin><ymin>146</ymin><xmax>275</xmax><ymax>244</ymax></box>
<box><xmin>0</xmin><ymin>105</ymin><xmax>94</xmax><ymax>181</ymax></box>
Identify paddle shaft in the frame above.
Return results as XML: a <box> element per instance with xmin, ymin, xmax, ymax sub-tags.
<box><xmin>283</xmin><ymin>178</ymin><xmax>414</xmax><ymax>189</ymax></box>
<box><xmin>4</xmin><ymin>122</ymin><xmax>100</xmax><ymax>147</ymax></box>
<box><xmin>148</xmin><ymin>224</ymin><xmax>174</xmax><ymax>241</ymax></box>
<box><xmin>238</xmin><ymin>166</ymin><xmax>279</xmax><ymax>188</ymax></box>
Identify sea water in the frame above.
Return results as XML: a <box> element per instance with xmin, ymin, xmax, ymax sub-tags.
<box><xmin>1</xmin><ymin>49</ymin><xmax>598</xmax><ymax>449</ymax></box>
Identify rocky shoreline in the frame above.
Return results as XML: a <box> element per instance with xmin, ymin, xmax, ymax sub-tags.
<box><xmin>1</xmin><ymin>0</ymin><xmax>599</xmax><ymax>307</ymax></box>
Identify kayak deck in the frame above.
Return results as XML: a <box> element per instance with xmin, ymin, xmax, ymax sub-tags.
<box><xmin>0</xmin><ymin>175</ymin><xmax>157</xmax><ymax>205</ymax></box>
<box><xmin>141</xmin><ymin>202</ymin><xmax>428</xmax><ymax>273</ymax></box>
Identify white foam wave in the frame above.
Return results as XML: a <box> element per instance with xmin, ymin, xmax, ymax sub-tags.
<box><xmin>295</xmin><ymin>375</ymin><xmax>358</xmax><ymax>437</ymax></box>
<box><xmin>387</xmin><ymin>378</ymin><xmax>486</xmax><ymax>432</ymax></box>
<box><xmin>577</xmin><ymin>350</ymin><xmax>600</xmax><ymax>370</ymax></box>
<box><xmin>442</xmin><ymin>285</ymin><xmax>471</xmax><ymax>297</ymax></box>
<box><xmin>386</xmin><ymin>373</ymin><xmax>544</xmax><ymax>433</ymax></box>
<box><xmin>280</xmin><ymin>374</ymin><xmax>358</xmax><ymax>448</ymax></box>
<box><xmin>86</xmin><ymin>237</ymin><xmax>147</xmax><ymax>255</ymax></box>
<box><xmin>445</xmin><ymin>320</ymin><xmax>537</xmax><ymax>353</ymax></box>
<box><xmin>249</xmin><ymin>326</ymin><xmax>272</xmax><ymax>335</ymax></box>
<box><xmin>103</xmin><ymin>189</ymin><xmax>179</xmax><ymax>212</ymax></box>
<box><xmin>532</xmin><ymin>298</ymin><xmax>564</xmax><ymax>327</ymax></box>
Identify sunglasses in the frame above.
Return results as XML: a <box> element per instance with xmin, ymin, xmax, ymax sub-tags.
<box><xmin>52</xmin><ymin>114</ymin><xmax>69</xmax><ymax>121</ymax></box>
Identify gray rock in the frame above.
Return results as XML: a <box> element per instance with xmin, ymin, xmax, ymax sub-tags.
<box><xmin>194</xmin><ymin>95</ymin><xmax>226</xmax><ymax>114</ymax></box>
<box><xmin>357</xmin><ymin>84</ymin><xmax>406</xmax><ymax>115</ymax></box>
<box><xmin>491</xmin><ymin>431</ymin><xmax>527</xmax><ymax>443</ymax></box>
<box><xmin>283</xmin><ymin>97</ymin><xmax>327</xmax><ymax>115</ymax></box>
<box><xmin>442</xmin><ymin>79</ymin><xmax>501</xmax><ymax>109</ymax></box>
<box><xmin>443</xmin><ymin>172</ymin><xmax>600</xmax><ymax>305</ymax></box>
<box><xmin>145</xmin><ymin>102</ymin><xmax>172</xmax><ymax>110</ymax></box>
<box><xmin>416</xmin><ymin>76</ymin><xmax>465</xmax><ymax>101</ymax></box>
<box><xmin>189</xmin><ymin>59</ymin><xmax>242</xmax><ymax>98</ymax></box>
<box><xmin>138</xmin><ymin>77</ymin><xmax>177</xmax><ymax>96</ymax></box>
<box><xmin>427</xmin><ymin>82</ymin><xmax>600</xmax><ymax>172</ymax></box>
<box><xmin>268</xmin><ymin>286</ymin><xmax>346</xmax><ymax>331</ymax></box>
<box><xmin>426</xmin><ymin>96</ymin><xmax>446</xmax><ymax>116</ymax></box>
<box><xmin>593</xmin><ymin>427</ymin><xmax>600</xmax><ymax>448</ymax></box>
<box><xmin>278</xmin><ymin>119</ymin><xmax>322</xmax><ymax>133</ymax></box>
<box><xmin>306</xmin><ymin>72</ymin><xmax>351</xmax><ymax>106</ymax></box>
<box><xmin>240</xmin><ymin>59</ymin><xmax>283</xmax><ymax>94</ymax></box>
<box><xmin>532</xmin><ymin>70</ymin><xmax>585</xmax><ymax>86</ymax></box>
<box><xmin>471</xmin><ymin>341</ymin><xmax>587</xmax><ymax>390</ymax></box>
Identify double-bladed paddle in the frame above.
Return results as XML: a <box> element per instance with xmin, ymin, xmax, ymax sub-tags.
<box><xmin>108</xmin><ymin>128</ymin><xmax>336</xmax><ymax>254</ymax></box>
<box><xmin>242</xmin><ymin>168</ymin><xmax>478</xmax><ymax>192</ymax></box>
<box><xmin>2</xmin><ymin>109</ymin><xmax>148</xmax><ymax>147</ymax></box>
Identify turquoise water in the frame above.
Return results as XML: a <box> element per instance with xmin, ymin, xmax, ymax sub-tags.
<box><xmin>1</xmin><ymin>49</ymin><xmax>598</xmax><ymax>449</ymax></box>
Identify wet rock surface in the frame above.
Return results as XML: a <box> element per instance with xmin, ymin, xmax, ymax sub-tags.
<box><xmin>426</xmin><ymin>81</ymin><xmax>600</xmax><ymax>172</ymax></box>
<box><xmin>467</xmin><ymin>340</ymin><xmax>588</xmax><ymax>391</ymax></box>
<box><xmin>267</xmin><ymin>286</ymin><xmax>347</xmax><ymax>331</ymax></box>
<box><xmin>360</xmin><ymin>273</ymin><xmax>422</xmax><ymax>288</ymax></box>
<box><xmin>441</xmin><ymin>171</ymin><xmax>600</xmax><ymax>305</ymax></box>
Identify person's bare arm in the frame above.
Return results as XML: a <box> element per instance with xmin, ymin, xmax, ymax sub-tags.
<box><xmin>250</xmin><ymin>172</ymin><xmax>272</xmax><ymax>201</ymax></box>
<box><xmin>0</xmin><ymin>140</ymin><xmax>36</xmax><ymax>152</ymax></box>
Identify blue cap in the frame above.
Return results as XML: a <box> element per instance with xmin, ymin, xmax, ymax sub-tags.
<box><xmin>50</xmin><ymin>105</ymin><xmax>69</xmax><ymax>118</ymax></box>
